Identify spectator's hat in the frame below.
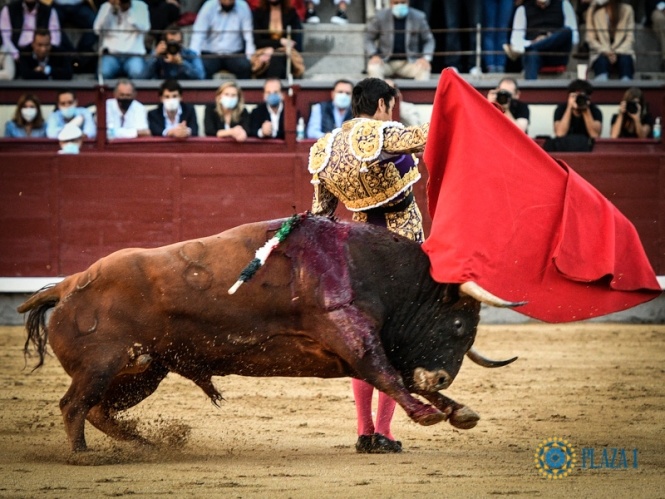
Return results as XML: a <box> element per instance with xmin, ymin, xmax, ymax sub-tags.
<box><xmin>58</xmin><ymin>123</ymin><xmax>82</xmax><ymax>142</ymax></box>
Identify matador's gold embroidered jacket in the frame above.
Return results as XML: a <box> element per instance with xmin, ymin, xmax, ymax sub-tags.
<box><xmin>308</xmin><ymin>117</ymin><xmax>429</xmax><ymax>241</ymax></box>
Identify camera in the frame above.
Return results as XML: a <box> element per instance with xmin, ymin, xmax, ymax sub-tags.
<box><xmin>625</xmin><ymin>101</ymin><xmax>639</xmax><ymax>115</ymax></box>
<box><xmin>575</xmin><ymin>94</ymin><xmax>589</xmax><ymax>110</ymax></box>
<box><xmin>166</xmin><ymin>41</ymin><xmax>181</xmax><ymax>55</ymax></box>
<box><xmin>496</xmin><ymin>90</ymin><xmax>512</xmax><ymax>105</ymax></box>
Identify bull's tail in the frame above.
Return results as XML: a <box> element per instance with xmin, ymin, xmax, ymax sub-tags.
<box><xmin>17</xmin><ymin>284</ymin><xmax>62</xmax><ymax>370</ymax></box>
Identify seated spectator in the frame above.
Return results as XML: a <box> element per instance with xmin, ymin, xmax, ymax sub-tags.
<box><xmin>482</xmin><ymin>0</ymin><xmax>513</xmax><ymax>73</ymax></box>
<box><xmin>0</xmin><ymin>44</ymin><xmax>16</xmax><ymax>79</ymax></box>
<box><xmin>204</xmin><ymin>81</ymin><xmax>250</xmax><ymax>141</ymax></box>
<box><xmin>52</xmin><ymin>0</ymin><xmax>97</xmax><ymax>68</ymax></box>
<box><xmin>304</xmin><ymin>0</ymin><xmax>351</xmax><ymax>24</ymax></box>
<box><xmin>148</xmin><ymin>78</ymin><xmax>199</xmax><ymax>138</ymax></box>
<box><xmin>93</xmin><ymin>0</ymin><xmax>150</xmax><ymax>80</ymax></box>
<box><xmin>106</xmin><ymin>78</ymin><xmax>151</xmax><ymax>138</ymax></box>
<box><xmin>553</xmin><ymin>78</ymin><xmax>602</xmax><ymax>138</ymax></box>
<box><xmin>189</xmin><ymin>0</ymin><xmax>255</xmax><ymax>79</ymax></box>
<box><xmin>145</xmin><ymin>0</ymin><xmax>181</xmax><ymax>48</ymax></box>
<box><xmin>306</xmin><ymin>78</ymin><xmax>352</xmax><ymax>139</ymax></box>
<box><xmin>486</xmin><ymin>76</ymin><xmax>530</xmax><ymax>133</ymax></box>
<box><xmin>586</xmin><ymin>0</ymin><xmax>634</xmax><ymax>81</ymax></box>
<box><xmin>4</xmin><ymin>92</ymin><xmax>46</xmax><ymax>137</ymax></box>
<box><xmin>504</xmin><ymin>0</ymin><xmax>579</xmax><ymax>80</ymax></box>
<box><xmin>251</xmin><ymin>0</ymin><xmax>304</xmax><ymax>79</ymax></box>
<box><xmin>442</xmin><ymin>0</ymin><xmax>481</xmax><ymax>74</ymax></box>
<box><xmin>147</xmin><ymin>23</ymin><xmax>205</xmax><ymax>80</ymax></box>
<box><xmin>18</xmin><ymin>28</ymin><xmax>72</xmax><ymax>80</ymax></box>
<box><xmin>365</xmin><ymin>0</ymin><xmax>434</xmax><ymax>81</ymax></box>
<box><xmin>57</xmin><ymin>122</ymin><xmax>83</xmax><ymax>154</ymax></box>
<box><xmin>646</xmin><ymin>0</ymin><xmax>665</xmax><ymax>72</ymax></box>
<box><xmin>46</xmin><ymin>89</ymin><xmax>96</xmax><ymax>139</ymax></box>
<box><xmin>249</xmin><ymin>77</ymin><xmax>285</xmax><ymax>139</ymax></box>
<box><xmin>610</xmin><ymin>87</ymin><xmax>654</xmax><ymax>138</ymax></box>
<box><xmin>0</xmin><ymin>0</ymin><xmax>62</xmax><ymax>61</ymax></box>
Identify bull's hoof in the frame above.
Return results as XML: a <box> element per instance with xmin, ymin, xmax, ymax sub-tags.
<box><xmin>449</xmin><ymin>406</ymin><xmax>480</xmax><ymax>430</ymax></box>
<box><xmin>414</xmin><ymin>407</ymin><xmax>447</xmax><ymax>426</ymax></box>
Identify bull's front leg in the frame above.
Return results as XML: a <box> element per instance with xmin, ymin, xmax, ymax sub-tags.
<box><xmin>417</xmin><ymin>391</ymin><xmax>480</xmax><ymax>430</ymax></box>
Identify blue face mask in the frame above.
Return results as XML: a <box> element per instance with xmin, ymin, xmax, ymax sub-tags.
<box><xmin>60</xmin><ymin>142</ymin><xmax>80</xmax><ymax>154</ymax></box>
<box><xmin>333</xmin><ymin>92</ymin><xmax>352</xmax><ymax>110</ymax></box>
<box><xmin>266</xmin><ymin>92</ymin><xmax>282</xmax><ymax>107</ymax></box>
<box><xmin>392</xmin><ymin>3</ymin><xmax>409</xmax><ymax>19</ymax></box>
<box><xmin>60</xmin><ymin>106</ymin><xmax>77</xmax><ymax>120</ymax></box>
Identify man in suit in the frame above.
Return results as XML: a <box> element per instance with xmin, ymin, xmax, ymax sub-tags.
<box><xmin>18</xmin><ymin>28</ymin><xmax>72</xmax><ymax>80</ymax></box>
<box><xmin>306</xmin><ymin>79</ymin><xmax>353</xmax><ymax>139</ymax></box>
<box><xmin>364</xmin><ymin>0</ymin><xmax>435</xmax><ymax>80</ymax></box>
<box><xmin>249</xmin><ymin>78</ymin><xmax>285</xmax><ymax>139</ymax></box>
<box><xmin>148</xmin><ymin>79</ymin><xmax>199</xmax><ymax>138</ymax></box>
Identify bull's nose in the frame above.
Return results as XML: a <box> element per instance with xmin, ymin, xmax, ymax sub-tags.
<box><xmin>413</xmin><ymin>367</ymin><xmax>453</xmax><ymax>392</ymax></box>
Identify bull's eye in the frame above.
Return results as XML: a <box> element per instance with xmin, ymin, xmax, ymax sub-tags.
<box><xmin>453</xmin><ymin>319</ymin><xmax>464</xmax><ymax>333</ymax></box>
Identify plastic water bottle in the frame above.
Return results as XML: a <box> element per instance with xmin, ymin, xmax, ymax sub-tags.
<box><xmin>107</xmin><ymin>125</ymin><xmax>115</xmax><ymax>140</ymax></box>
<box><xmin>296</xmin><ymin>117</ymin><xmax>305</xmax><ymax>141</ymax></box>
<box><xmin>653</xmin><ymin>117</ymin><xmax>662</xmax><ymax>141</ymax></box>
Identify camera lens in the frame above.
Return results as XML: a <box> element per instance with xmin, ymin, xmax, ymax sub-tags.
<box><xmin>575</xmin><ymin>94</ymin><xmax>588</xmax><ymax>109</ymax></box>
<box><xmin>166</xmin><ymin>42</ymin><xmax>181</xmax><ymax>55</ymax></box>
<box><xmin>626</xmin><ymin>101</ymin><xmax>638</xmax><ymax>114</ymax></box>
<box><xmin>496</xmin><ymin>90</ymin><xmax>511</xmax><ymax>105</ymax></box>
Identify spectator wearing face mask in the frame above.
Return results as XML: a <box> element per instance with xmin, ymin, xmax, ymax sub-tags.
<box><xmin>249</xmin><ymin>77</ymin><xmax>286</xmax><ymax>139</ymax></box>
<box><xmin>57</xmin><ymin>122</ymin><xmax>83</xmax><ymax>154</ymax></box>
<box><xmin>306</xmin><ymin>79</ymin><xmax>353</xmax><ymax>139</ymax></box>
<box><xmin>46</xmin><ymin>89</ymin><xmax>96</xmax><ymax>139</ymax></box>
<box><xmin>106</xmin><ymin>78</ymin><xmax>151</xmax><ymax>139</ymax></box>
<box><xmin>365</xmin><ymin>0</ymin><xmax>434</xmax><ymax>81</ymax></box>
<box><xmin>204</xmin><ymin>81</ymin><xmax>250</xmax><ymax>141</ymax></box>
<box><xmin>147</xmin><ymin>78</ymin><xmax>199</xmax><ymax>138</ymax></box>
<box><xmin>4</xmin><ymin>92</ymin><xmax>46</xmax><ymax>137</ymax></box>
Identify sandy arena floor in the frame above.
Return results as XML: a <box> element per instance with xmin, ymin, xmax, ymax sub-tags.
<box><xmin>1</xmin><ymin>323</ymin><xmax>664</xmax><ymax>498</ymax></box>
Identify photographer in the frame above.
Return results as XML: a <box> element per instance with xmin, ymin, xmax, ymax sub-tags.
<box><xmin>553</xmin><ymin>79</ymin><xmax>602</xmax><ymax>138</ymax></box>
<box><xmin>610</xmin><ymin>87</ymin><xmax>654</xmax><ymax>139</ymax></box>
<box><xmin>146</xmin><ymin>24</ymin><xmax>204</xmax><ymax>80</ymax></box>
<box><xmin>487</xmin><ymin>77</ymin><xmax>530</xmax><ymax>133</ymax></box>
<box><xmin>93</xmin><ymin>0</ymin><xmax>150</xmax><ymax>79</ymax></box>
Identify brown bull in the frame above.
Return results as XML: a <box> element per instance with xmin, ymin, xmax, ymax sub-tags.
<box><xmin>19</xmin><ymin>215</ymin><xmax>519</xmax><ymax>452</ymax></box>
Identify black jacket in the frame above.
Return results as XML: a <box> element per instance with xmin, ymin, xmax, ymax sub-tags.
<box><xmin>147</xmin><ymin>102</ymin><xmax>199</xmax><ymax>137</ymax></box>
<box><xmin>248</xmin><ymin>103</ymin><xmax>285</xmax><ymax>139</ymax></box>
<box><xmin>203</xmin><ymin>104</ymin><xmax>250</xmax><ymax>136</ymax></box>
<box><xmin>18</xmin><ymin>47</ymin><xmax>72</xmax><ymax>80</ymax></box>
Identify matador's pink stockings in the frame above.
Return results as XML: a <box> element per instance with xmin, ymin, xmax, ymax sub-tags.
<box><xmin>352</xmin><ymin>378</ymin><xmax>397</xmax><ymax>439</ymax></box>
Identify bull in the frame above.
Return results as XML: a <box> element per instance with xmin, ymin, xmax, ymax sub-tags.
<box><xmin>18</xmin><ymin>215</ymin><xmax>520</xmax><ymax>452</ymax></box>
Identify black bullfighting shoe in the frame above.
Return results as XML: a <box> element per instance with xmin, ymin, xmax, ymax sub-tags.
<box><xmin>370</xmin><ymin>433</ymin><xmax>402</xmax><ymax>454</ymax></box>
<box><xmin>355</xmin><ymin>434</ymin><xmax>374</xmax><ymax>453</ymax></box>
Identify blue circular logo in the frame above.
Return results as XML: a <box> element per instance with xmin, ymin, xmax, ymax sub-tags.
<box><xmin>535</xmin><ymin>437</ymin><xmax>577</xmax><ymax>479</ymax></box>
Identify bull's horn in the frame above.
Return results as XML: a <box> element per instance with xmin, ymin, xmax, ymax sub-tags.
<box><xmin>459</xmin><ymin>281</ymin><xmax>526</xmax><ymax>308</ymax></box>
<box><xmin>466</xmin><ymin>347</ymin><xmax>518</xmax><ymax>368</ymax></box>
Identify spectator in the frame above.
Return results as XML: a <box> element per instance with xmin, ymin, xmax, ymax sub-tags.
<box><xmin>646</xmin><ymin>0</ymin><xmax>665</xmax><ymax>71</ymax></box>
<box><xmin>504</xmin><ymin>0</ymin><xmax>579</xmax><ymax>80</ymax></box>
<box><xmin>204</xmin><ymin>80</ymin><xmax>250</xmax><ymax>141</ymax></box>
<box><xmin>17</xmin><ymin>28</ymin><xmax>72</xmax><ymax>79</ymax></box>
<box><xmin>553</xmin><ymin>78</ymin><xmax>602</xmax><ymax>138</ymax></box>
<box><xmin>482</xmin><ymin>0</ymin><xmax>513</xmax><ymax>73</ymax></box>
<box><xmin>249</xmin><ymin>77</ymin><xmax>285</xmax><ymax>139</ymax></box>
<box><xmin>57</xmin><ymin>121</ymin><xmax>83</xmax><ymax>154</ymax></box>
<box><xmin>93</xmin><ymin>0</ymin><xmax>150</xmax><ymax>79</ymax></box>
<box><xmin>365</xmin><ymin>0</ymin><xmax>434</xmax><ymax>81</ymax></box>
<box><xmin>106</xmin><ymin>78</ymin><xmax>151</xmax><ymax>139</ymax></box>
<box><xmin>306</xmin><ymin>78</ymin><xmax>352</xmax><ymax>139</ymax></box>
<box><xmin>251</xmin><ymin>0</ymin><xmax>304</xmax><ymax>79</ymax></box>
<box><xmin>303</xmin><ymin>0</ymin><xmax>350</xmax><ymax>24</ymax></box>
<box><xmin>147</xmin><ymin>78</ymin><xmax>199</xmax><ymax>137</ymax></box>
<box><xmin>486</xmin><ymin>76</ymin><xmax>530</xmax><ymax>133</ymax></box>
<box><xmin>189</xmin><ymin>0</ymin><xmax>255</xmax><ymax>79</ymax></box>
<box><xmin>46</xmin><ymin>89</ymin><xmax>96</xmax><ymax>139</ymax></box>
<box><xmin>146</xmin><ymin>23</ymin><xmax>204</xmax><ymax>80</ymax></box>
<box><xmin>0</xmin><ymin>44</ymin><xmax>16</xmax><ymax>78</ymax></box>
<box><xmin>610</xmin><ymin>86</ymin><xmax>654</xmax><ymax>138</ymax></box>
<box><xmin>0</xmin><ymin>0</ymin><xmax>62</xmax><ymax>61</ymax></box>
<box><xmin>586</xmin><ymin>0</ymin><xmax>634</xmax><ymax>81</ymax></box>
<box><xmin>442</xmin><ymin>0</ymin><xmax>482</xmax><ymax>74</ymax></box>
<box><xmin>52</xmin><ymin>0</ymin><xmax>97</xmax><ymax>67</ymax></box>
<box><xmin>4</xmin><ymin>92</ymin><xmax>46</xmax><ymax>137</ymax></box>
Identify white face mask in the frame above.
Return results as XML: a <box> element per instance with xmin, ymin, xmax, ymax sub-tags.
<box><xmin>220</xmin><ymin>95</ymin><xmax>238</xmax><ymax>109</ymax></box>
<box><xmin>163</xmin><ymin>97</ymin><xmax>180</xmax><ymax>112</ymax></box>
<box><xmin>21</xmin><ymin>107</ymin><xmax>38</xmax><ymax>122</ymax></box>
<box><xmin>60</xmin><ymin>142</ymin><xmax>80</xmax><ymax>154</ymax></box>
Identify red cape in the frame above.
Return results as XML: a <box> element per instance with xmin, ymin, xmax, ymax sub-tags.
<box><xmin>422</xmin><ymin>69</ymin><xmax>661</xmax><ymax>323</ymax></box>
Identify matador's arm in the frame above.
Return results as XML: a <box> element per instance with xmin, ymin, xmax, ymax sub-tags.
<box><xmin>382</xmin><ymin>122</ymin><xmax>429</xmax><ymax>154</ymax></box>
